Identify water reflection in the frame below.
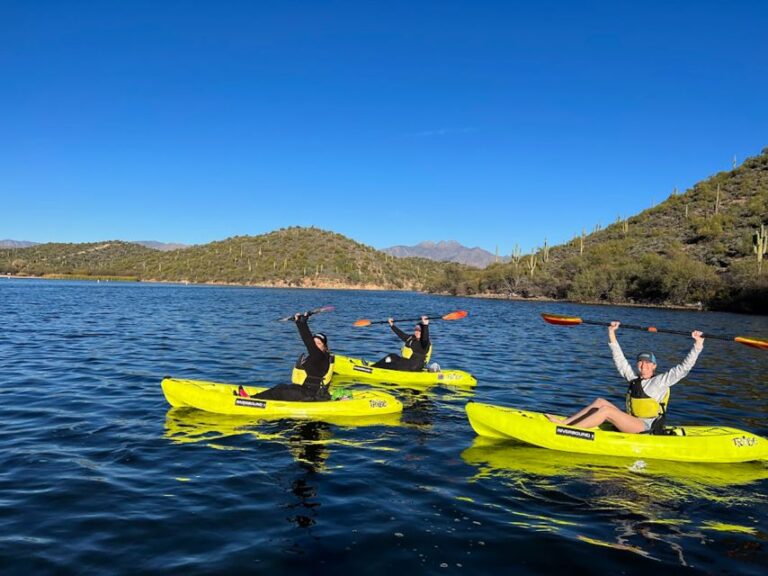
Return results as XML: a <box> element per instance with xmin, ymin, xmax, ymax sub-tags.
<box><xmin>163</xmin><ymin>407</ymin><xmax>403</xmax><ymax>447</ymax></box>
<box><xmin>461</xmin><ymin>437</ymin><xmax>768</xmax><ymax>564</ymax></box>
<box><xmin>164</xmin><ymin>408</ymin><xmax>403</xmax><ymax>532</ymax></box>
<box><xmin>462</xmin><ymin>437</ymin><xmax>768</xmax><ymax>494</ymax></box>
<box><xmin>286</xmin><ymin>421</ymin><xmax>330</xmax><ymax>528</ymax></box>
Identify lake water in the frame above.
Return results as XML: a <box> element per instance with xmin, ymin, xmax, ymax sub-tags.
<box><xmin>1</xmin><ymin>279</ymin><xmax>767</xmax><ymax>574</ymax></box>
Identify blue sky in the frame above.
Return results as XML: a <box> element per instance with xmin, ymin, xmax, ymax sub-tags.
<box><xmin>2</xmin><ymin>1</ymin><xmax>767</xmax><ymax>255</ymax></box>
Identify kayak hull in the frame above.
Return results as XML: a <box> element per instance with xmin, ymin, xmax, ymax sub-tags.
<box><xmin>465</xmin><ymin>402</ymin><xmax>768</xmax><ymax>463</ymax></box>
<box><xmin>161</xmin><ymin>377</ymin><xmax>403</xmax><ymax>419</ymax></box>
<box><xmin>333</xmin><ymin>354</ymin><xmax>476</xmax><ymax>387</ymax></box>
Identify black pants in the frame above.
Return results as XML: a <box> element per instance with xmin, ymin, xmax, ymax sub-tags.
<box><xmin>371</xmin><ymin>354</ymin><xmax>422</xmax><ymax>372</ymax></box>
<box><xmin>251</xmin><ymin>383</ymin><xmax>330</xmax><ymax>402</ymax></box>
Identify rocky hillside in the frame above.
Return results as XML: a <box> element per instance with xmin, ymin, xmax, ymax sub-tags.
<box><xmin>425</xmin><ymin>148</ymin><xmax>768</xmax><ymax>314</ymax></box>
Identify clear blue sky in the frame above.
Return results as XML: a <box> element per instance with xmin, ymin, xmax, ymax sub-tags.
<box><xmin>2</xmin><ymin>0</ymin><xmax>767</xmax><ymax>255</ymax></box>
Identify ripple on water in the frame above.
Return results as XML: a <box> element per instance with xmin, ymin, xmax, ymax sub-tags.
<box><xmin>0</xmin><ymin>281</ymin><xmax>767</xmax><ymax>574</ymax></box>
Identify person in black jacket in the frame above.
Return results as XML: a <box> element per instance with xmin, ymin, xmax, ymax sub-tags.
<box><xmin>371</xmin><ymin>316</ymin><xmax>430</xmax><ymax>371</ymax></box>
<box><xmin>247</xmin><ymin>312</ymin><xmax>332</xmax><ymax>401</ymax></box>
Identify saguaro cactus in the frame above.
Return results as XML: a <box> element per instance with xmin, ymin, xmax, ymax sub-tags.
<box><xmin>527</xmin><ymin>254</ymin><xmax>537</xmax><ymax>277</ymax></box>
<box><xmin>755</xmin><ymin>224</ymin><xmax>768</xmax><ymax>276</ymax></box>
<box><xmin>715</xmin><ymin>184</ymin><xmax>721</xmax><ymax>215</ymax></box>
<box><xmin>511</xmin><ymin>244</ymin><xmax>522</xmax><ymax>269</ymax></box>
<box><xmin>541</xmin><ymin>239</ymin><xmax>550</xmax><ymax>263</ymax></box>
<box><xmin>616</xmin><ymin>216</ymin><xmax>628</xmax><ymax>235</ymax></box>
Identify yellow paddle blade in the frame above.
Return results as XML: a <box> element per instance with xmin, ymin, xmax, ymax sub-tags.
<box><xmin>734</xmin><ymin>336</ymin><xmax>768</xmax><ymax>351</ymax></box>
<box><xmin>541</xmin><ymin>313</ymin><xmax>583</xmax><ymax>326</ymax></box>
<box><xmin>353</xmin><ymin>319</ymin><xmax>372</xmax><ymax>327</ymax></box>
<box><xmin>442</xmin><ymin>310</ymin><xmax>468</xmax><ymax>321</ymax></box>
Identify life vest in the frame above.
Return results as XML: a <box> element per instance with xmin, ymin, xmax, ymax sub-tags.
<box><xmin>625</xmin><ymin>377</ymin><xmax>670</xmax><ymax>419</ymax></box>
<box><xmin>291</xmin><ymin>353</ymin><xmax>335</xmax><ymax>386</ymax></box>
<box><xmin>400</xmin><ymin>338</ymin><xmax>432</xmax><ymax>367</ymax></box>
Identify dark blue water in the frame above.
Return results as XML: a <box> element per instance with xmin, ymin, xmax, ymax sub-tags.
<box><xmin>1</xmin><ymin>279</ymin><xmax>767</xmax><ymax>575</ymax></box>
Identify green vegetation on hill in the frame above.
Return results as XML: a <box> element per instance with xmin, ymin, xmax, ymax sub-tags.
<box><xmin>423</xmin><ymin>148</ymin><xmax>768</xmax><ymax>313</ymax></box>
<box><xmin>2</xmin><ymin>149</ymin><xmax>767</xmax><ymax>313</ymax></box>
<box><xmin>0</xmin><ymin>227</ymin><xmax>449</xmax><ymax>290</ymax></box>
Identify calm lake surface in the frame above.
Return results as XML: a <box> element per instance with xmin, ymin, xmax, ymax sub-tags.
<box><xmin>1</xmin><ymin>279</ymin><xmax>767</xmax><ymax>575</ymax></box>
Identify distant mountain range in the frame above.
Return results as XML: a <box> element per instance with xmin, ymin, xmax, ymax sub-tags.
<box><xmin>132</xmin><ymin>241</ymin><xmax>190</xmax><ymax>251</ymax></box>
<box><xmin>0</xmin><ymin>239</ymin><xmax>187</xmax><ymax>251</ymax></box>
<box><xmin>382</xmin><ymin>241</ymin><xmax>500</xmax><ymax>268</ymax></box>
<box><xmin>0</xmin><ymin>239</ymin><xmax>38</xmax><ymax>249</ymax></box>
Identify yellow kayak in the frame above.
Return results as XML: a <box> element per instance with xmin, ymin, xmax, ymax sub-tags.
<box><xmin>465</xmin><ymin>402</ymin><xmax>768</xmax><ymax>463</ymax></box>
<box><xmin>161</xmin><ymin>377</ymin><xmax>403</xmax><ymax>419</ymax></box>
<box><xmin>333</xmin><ymin>354</ymin><xmax>477</xmax><ymax>387</ymax></box>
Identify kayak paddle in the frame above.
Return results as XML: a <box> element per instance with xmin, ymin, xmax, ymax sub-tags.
<box><xmin>353</xmin><ymin>310</ymin><xmax>468</xmax><ymax>327</ymax></box>
<box><xmin>277</xmin><ymin>305</ymin><xmax>335</xmax><ymax>322</ymax></box>
<box><xmin>541</xmin><ymin>312</ymin><xmax>768</xmax><ymax>351</ymax></box>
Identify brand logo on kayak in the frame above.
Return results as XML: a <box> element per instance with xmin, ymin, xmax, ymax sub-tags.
<box><xmin>556</xmin><ymin>426</ymin><xmax>595</xmax><ymax>441</ymax></box>
<box><xmin>369</xmin><ymin>400</ymin><xmax>387</xmax><ymax>408</ymax></box>
<box><xmin>354</xmin><ymin>366</ymin><xmax>374</xmax><ymax>374</ymax></box>
<box><xmin>732</xmin><ymin>436</ymin><xmax>757</xmax><ymax>448</ymax></box>
<box><xmin>235</xmin><ymin>398</ymin><xmax>266</xmax><ymax>409</ymax></box>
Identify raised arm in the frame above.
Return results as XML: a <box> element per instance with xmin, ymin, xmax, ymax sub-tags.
<box><xmin>651</xmin><ymin>330</ymin><xmax>704</xmax><ymax>389</ymax></box>
<box><xmin>389</xmin><ymin>319</ymin><xmax>409</xmax><ymax>342</ymax></box>
<box><xmin>295</xmin><ymin>313</ymin><xmax>321</xmax><ymax>358</ymax></box>
<box><xmin>608</xmin><ymin>321</ymin><xmax>636</xmax><ymax>381</ymax></box>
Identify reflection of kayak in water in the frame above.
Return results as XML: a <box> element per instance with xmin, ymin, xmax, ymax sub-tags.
<box><xmin>164</xmin><ymin>409</ymin><xmax>400</xmax><ymax>475</ymax></box>
<box><xmin>333</xmin><ymin>354</ymin><xmax>476</xmax><ymax>387</ymax></box>
<box><xmin>164</xmin><ymin>407</ymin><xmax>286</xmax><ymax>446</ymax></box>
<box><xmin>466</xmin><ymin>402</ymin><xmax>768</xmax><ymax>463</ymax></box>
<box><xmin>461</xmin><ymin>436</ymin><xmax>768</xmax><ymax>489</ymax></box>
<box><xmin>163</xmin><ymin>406</ymin><xmax>401</xmax><ymax>447</ymax></box>
<box><xmin>161</xmin><ymin>377</ymin><xmax>403</xmax><ymax>420</ymax></box>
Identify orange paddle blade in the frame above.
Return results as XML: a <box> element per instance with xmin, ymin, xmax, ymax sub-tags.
<box><xmin>353</xmin><ymin>319</ymin><xmax>373</xmax><ymax>327</ymax></box>
<box><xmin>734</xmin><ymin>336</ymin><xmax>768</xmax><ymax>351</ymax></box>
<box><xmin>541</xmin><ymin>313</ymin><xmax>583</xmax><ymax>326</ymax></box>
<box><xmin>442</xmin><ymin>310</ymin><xmax>468</xmax><ymax>321</ymax></box>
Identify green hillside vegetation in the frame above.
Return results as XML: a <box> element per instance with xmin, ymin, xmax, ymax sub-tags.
<box><xmin>0</xmin><ymin>227</ymin><xmax>450</xmax><ymax>290</ymax></box>
<box><xmin>2</xmin><ymin>150</ymin><xmax>767</xmax><ymax>313</ymax></box>
<box><xmin>425</xmin><ymin>148</ymin><xmax>768</xmax><ymax>313</ymax></box>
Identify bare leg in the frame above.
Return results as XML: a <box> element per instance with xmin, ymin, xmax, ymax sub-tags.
<box><xmin>546</xmin><ymin>398</ymin><xmax>611</xmax><ymax>424</ymax></box>
<box><xmin>547</xmin><ymin>398</ymin><xmax>646</xmax><ymax>433</ymax></box>
<box><xmin>574</xmin><ymin>403</ymin><xmax>645</xmax><ymax>433</ymax></box>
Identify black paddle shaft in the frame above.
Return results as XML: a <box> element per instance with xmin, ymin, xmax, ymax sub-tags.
<box><xmin>580</xmin><ymin>318</ymin><xmax>732</xmax><ymax>342</ymax></box>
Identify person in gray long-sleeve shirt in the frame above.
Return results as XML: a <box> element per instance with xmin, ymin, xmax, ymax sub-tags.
<box><xmin>546</xmin><ymin>321</ymin><xmax>705</xmax><ymax>433</ymax></box>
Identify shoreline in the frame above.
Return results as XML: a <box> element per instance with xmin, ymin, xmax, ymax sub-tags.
<box><xmin>3</xmin><ymin>273</ymin><xmax>401</xmax><ymax>292</ymax></box>
<box><xmin>5</xmin><ymin>272</ymin><xmax>712</xmax><ymax>313</ymax></box>
<box><xmin>466</xmin><ymin>292</ymin><xmax>705</xmax><ymax>312</ymax></box>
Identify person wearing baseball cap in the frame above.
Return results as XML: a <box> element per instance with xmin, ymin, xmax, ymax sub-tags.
<box><xmin>547</xmin><ymin>320</ymin><xmax>704</xmax><ymax>434</ymax></box>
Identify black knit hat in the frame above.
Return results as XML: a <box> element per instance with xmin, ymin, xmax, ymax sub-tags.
<box><xmin>314</xmin><ymin>332</ymin><xmax>328</xmax><ymax>346</ymax></box>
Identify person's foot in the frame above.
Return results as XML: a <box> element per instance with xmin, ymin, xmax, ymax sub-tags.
<box><xmin>237</xmin><ymin>385</ymin><xmax>249</xmax><ymax>397</ymax></box>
